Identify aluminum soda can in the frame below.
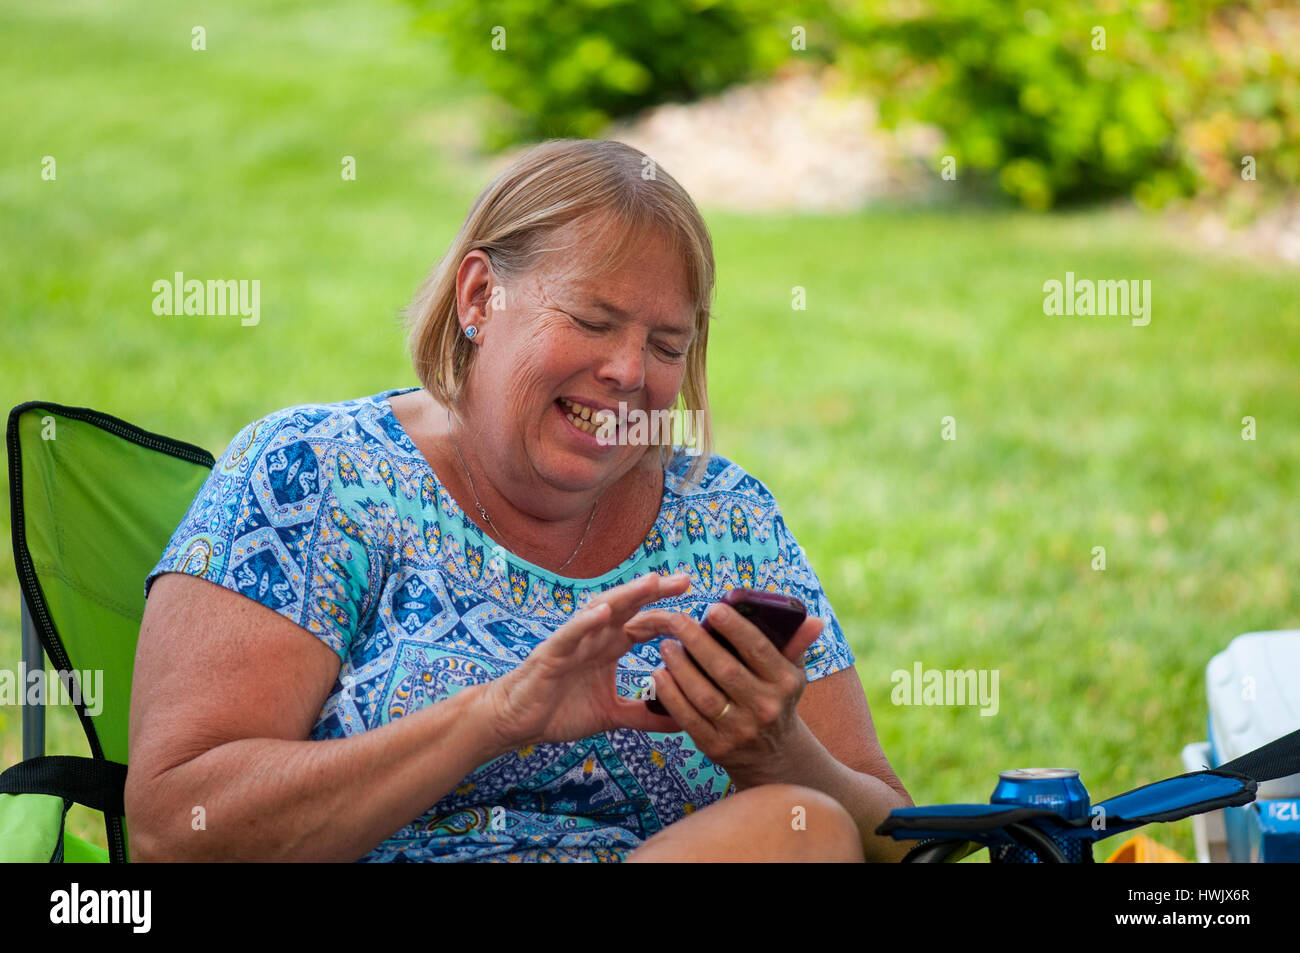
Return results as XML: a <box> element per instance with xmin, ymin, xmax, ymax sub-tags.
<box><xmin>991</xmin><ymin>767</ymin><xmax>1091</xmax><ymax>818</ymax></box>
<box><xmin>989</xmin><ymin>768</ymin><xmax>1092</xmax><ymax>863</ymax></box>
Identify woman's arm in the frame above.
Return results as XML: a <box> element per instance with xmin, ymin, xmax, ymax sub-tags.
<box><xmin>127</xmin><ymin>570</ymin><xmax>691</xmax><ymax>861</ymax></box>
<box><xmin>125</xmin><ymin>574</ymin><xmax>512</xmax><ymax>862</ymax></box>
<box><xmin>756</xmin><ymin>666</ymin><xmax>915</xmax><ymax>863</ymax></box>
<box><xmin>774</xmin><ymin>588</ymin><xmax>916</xmax><ymax>859</ymax></box>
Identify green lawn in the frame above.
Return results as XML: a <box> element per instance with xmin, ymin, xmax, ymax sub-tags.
<box><xmin>3</xmin><ymin>0</ymin><xmax>1298</xmax><ymax>861</ymax></box>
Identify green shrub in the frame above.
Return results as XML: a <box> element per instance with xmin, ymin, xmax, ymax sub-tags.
<box><xmin>1170</xmin><ymin>2</ymin><xmax>1300</xmax><ymax>213</ymax></box>
<box><xmin>407</xmin><ymin>0</ymin><xmax>805</xmax><ymax>149</ymax></box>
<box><xmin>830</xmin><ymin>0</ymin><xmax>1300</xmax><ymax>209</ymax></box>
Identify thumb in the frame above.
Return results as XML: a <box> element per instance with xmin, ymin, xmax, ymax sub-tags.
<box><xmin>784</xmin><ymin>615</ymin><xmax>825</xmax><ymax>665</ymax></box>
<box><xmin>548</xmin><ymin>601</ymin><xmax>612</xmax><ymax>655</ymax></box>
<box><xmin>611</xmin><ymin>694</ymin><xmax>682</xmax><ymax>733</ymax></box>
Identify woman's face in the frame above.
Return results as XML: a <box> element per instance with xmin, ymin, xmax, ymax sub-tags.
<box><xmin>458</xmin><ymin>217</ymin><xmax>697</xmax><ymax>502</ymax></box>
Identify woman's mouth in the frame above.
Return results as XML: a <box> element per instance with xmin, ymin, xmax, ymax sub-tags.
<box><xmin>556</xmin><ymin>397</ymin><xmax>617</xmax><ymax>439</ymax></box>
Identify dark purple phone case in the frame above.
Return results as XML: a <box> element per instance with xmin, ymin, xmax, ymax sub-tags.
<box><xmin>644</xmin><ymin>588</ymin><xmax>808</xmax><ymax>715</ymax></box>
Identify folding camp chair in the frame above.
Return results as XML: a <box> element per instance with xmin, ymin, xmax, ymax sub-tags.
<box><xmin>1</xmin><ymin>402</ymin><xmax>214</xmax><ymax>862</ymax></box>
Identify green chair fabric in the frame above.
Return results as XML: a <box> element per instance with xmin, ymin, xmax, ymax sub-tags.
<box><xmin>0</xmin><ymin>792</ymin><xmax>64</xmax><ymax>862</ymax></box>
<box><xmin>4</xmin><ymin>402</ymin><xmax>214</xmax><ymax>862</ymax></box>
<box><xmin>62</xmin><ymin>830</ymin><xmax>111</xmax><ymax>863</ymax></box>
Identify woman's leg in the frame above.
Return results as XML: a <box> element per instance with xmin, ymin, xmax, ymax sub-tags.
<box><xmin>625</xmin><ymin>783</ymin><xmax>864</xmax><ymax>862</ymax></box>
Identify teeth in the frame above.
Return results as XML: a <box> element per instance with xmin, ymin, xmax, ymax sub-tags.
<box><xmin>565</xmin><ymin>411</ymin><xmax>597</xmax><ymax>435</ymax></box>
<box><xmin>561</xmin><ymin>398</ymin><xmax>606</xmax><ymax>435</ymax></box>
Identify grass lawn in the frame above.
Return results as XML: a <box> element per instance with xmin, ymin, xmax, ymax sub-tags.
<box><xmin>3</xmin><ymin>0</ymin><xmax>1297</xmax><ymax>861</ymax></box>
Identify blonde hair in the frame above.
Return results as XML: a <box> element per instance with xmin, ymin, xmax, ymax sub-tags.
<box><xmin>403</xmin><ymin>138</ymin><xmax>715</xmax><ymax>487</ymax></box>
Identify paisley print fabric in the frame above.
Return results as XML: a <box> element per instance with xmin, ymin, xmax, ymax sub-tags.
<box><xmin>145</xmin><ymin>387</ymin><xmax>856</xmax><ymax>862</ymax></box>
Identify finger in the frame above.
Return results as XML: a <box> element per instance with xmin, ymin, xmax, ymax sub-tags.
<box><xmin>591</xmin><ymin>572</ymin><xmax>690</xmax><ymax>625</ymax></box>
<box><xmin>623</xmin><ymin>607</ymin><xmax>702</xmax><ymax>637</ymax></box>
<box><xmin>644</xmin><ymin>662</ymin><xmax>719</xmax><ymax>744</ymax></box>
<box><xmin>621</xmin><ymin>608</ymin><xmax>676</xmax><ymax>644</ymax></box>
<box><xmin>624</xmin><ymin>622</ymin><xmax>673</xmax><ymax>645</ymax></box>
<box><xmin>613</xmin><ymin>673</ymin><xmax>684</xmax><ymax>732</ymax></box>
<box><xmin>625</xmin><ymin>609</ymin><xmax>746</xmax><ymax>687</ymax></box>
<box><xmin>659</xmin><ymin>637</ymin><xmax>732</xmax><ymax>722</ymax></box>
<box><xmin>645</xmin><ymin>611</ymin><xmax>758</xmax><ymax>706</ymax></box>
<box><xmin>699</xmin><ymin>602</ymin><xmax>787</xmax><ymax>681</ymax></box>
<box><xmin>622</xmin><ymin>607</ymin><xmax>676</xmax><ymax>631</ymax></box>
<box><xmin>633</xmin><ymin>608</ymin><xmax>747</xmax><ymax>674</ymax></box>
<box><xmin>543</xmin><ymin>601</ymin><xmax>612</xmax><ymax>658</ymax></box>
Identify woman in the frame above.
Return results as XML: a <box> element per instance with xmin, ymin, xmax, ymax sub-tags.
<box><xmin>125</xmin><ymin>139</ymin><xmax>913</xmax><ymax>862</ymax></box>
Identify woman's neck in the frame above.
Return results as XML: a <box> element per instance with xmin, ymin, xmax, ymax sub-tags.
<box><xmin>389</xmin><ymin>388</ymin><xmax>664</xmax><ymax>577</ymax></box>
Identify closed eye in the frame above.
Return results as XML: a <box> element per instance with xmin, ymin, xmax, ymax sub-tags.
<box><xmin>567</xmin><ymin>313</ymin><xmax>608</xmax><ymax>333</ymax></box>
<box><xmin>565</xmin><ymin>309</ymin><xmax>686</xmax><ymax>358</ymax></box>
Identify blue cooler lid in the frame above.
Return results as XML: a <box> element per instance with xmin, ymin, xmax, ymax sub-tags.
<box><xmin>1207</xmin><ymin>631</ymin><xmax>1300</xmax><ymax>799</ymax></box>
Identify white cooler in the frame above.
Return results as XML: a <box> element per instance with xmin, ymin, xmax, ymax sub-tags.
<box><xmin>1181</xmin><ymin>630</ymin><xmax>1300</xmax><ymax>862</ymax></box>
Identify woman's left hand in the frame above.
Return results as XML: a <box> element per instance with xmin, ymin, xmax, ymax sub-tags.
<box><xmin>623</xmin><ymin>603</ymin><xmax>826</xmax><ymax>788</ymax></box>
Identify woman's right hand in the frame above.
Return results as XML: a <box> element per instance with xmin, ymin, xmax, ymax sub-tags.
<box><xmin>480</xmin><ymin>571</ymin><xmax>691</xmax><ymax>749</ymax></box>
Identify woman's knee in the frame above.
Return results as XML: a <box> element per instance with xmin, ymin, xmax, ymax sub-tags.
<box><xmin>731</xmin><ymin>783</ymin><xmax>863</xmax><ymax>862</ymax></box>
<box><xmin>627</xmin><ymin>783</ymin><xmax>863</xmax><ymax>862</ymax></box>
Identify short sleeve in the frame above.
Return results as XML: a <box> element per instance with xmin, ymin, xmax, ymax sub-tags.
<box><xmin>770</xmin><ymin>509</ymin><xmax>856</xmax><ymax>683</ymax></box>
<box><xmin>144</xmin><ymin>411</ymin><xmax>374</xmax><ymax>663</ymax></box>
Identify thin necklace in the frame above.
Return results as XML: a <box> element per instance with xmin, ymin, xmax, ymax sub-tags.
<box><xmin>446</xmin><ymin>406</ymin><xmax>598</xmax><ymax>573</ymax></box>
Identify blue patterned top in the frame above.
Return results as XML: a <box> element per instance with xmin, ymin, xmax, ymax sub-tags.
<box><xmin>145</xmin><ymin>387</ymin><xmax>856</xmax><ymax>862</ymax></box>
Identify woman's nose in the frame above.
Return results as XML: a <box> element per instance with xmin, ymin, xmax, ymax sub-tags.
<box><xmin>596</xmin><ymin>330</ymin><xmax>647</xmax><ymax>391</ymax></box>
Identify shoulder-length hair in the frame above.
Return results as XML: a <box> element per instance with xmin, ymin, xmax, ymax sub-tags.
<box><xmin>403</xmin><ymin>138</ymin><xmax>716</xmax><ymax>488</ymax></box>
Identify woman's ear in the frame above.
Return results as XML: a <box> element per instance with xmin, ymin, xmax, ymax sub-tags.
<box><xmin>455</xmin><ymin>250</ymin><xmax>496</xmax><ymax>339</ymax></box>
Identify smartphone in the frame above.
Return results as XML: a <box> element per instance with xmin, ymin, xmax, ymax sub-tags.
<box><xmin>644</xmin><ymin>588</ymin><xmax>808</xmax><ymax>715</ymax></box>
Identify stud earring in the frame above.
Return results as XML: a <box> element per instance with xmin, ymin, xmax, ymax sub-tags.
<box><xmin>464</xmin><ymin>326</ymin><xmax>478</xmax><ymax>340</ymax></box>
